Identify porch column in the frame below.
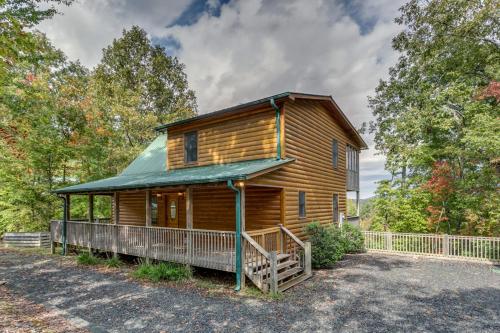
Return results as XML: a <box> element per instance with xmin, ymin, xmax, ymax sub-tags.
<box><xmin>113</xmin><ymin>193</ymin><xmax>119</xmax><ymax>224</ymax></box>
<box><xmin>356</xmin><ymin>191</ymin><xmax>360</xmax><ymax>217</ymax></box>
<box><xmin>66</xmin><ymin>194</ymin><xmax>71</xmax><ymax>221</ymax></box>
<box><xmin>240</xmin><ymin>185</ymin><xmax>246</xmax><ymax>289</ymax></box>
<box><xmin>112</xmin><ymin>192</ymin><xmax>119</xmax><ymax>257</ymax></box>
<box><xmin>145</xmin><ymin>190</ymin><xmax>152</xmax><ymax>226</ymax></box>
<box><xmin>186</xmin><ymin>187</ymin><xmax>193</xmax><ymax>264</ymax></box>
<box><xmin>88</xmin><ymin>194</ymin><xmax>94</xmax><ymax>223</ymax></box>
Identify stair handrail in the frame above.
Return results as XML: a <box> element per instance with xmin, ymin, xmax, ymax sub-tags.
<box><xmin>279</xmin><ymin>224</ymin><xmax>305</xmax><ymax>248</ymax></box>
<box><xmin>242</xmin><ymin>232</ymin><xmax>270</xmax><ymax>259</ymax></box>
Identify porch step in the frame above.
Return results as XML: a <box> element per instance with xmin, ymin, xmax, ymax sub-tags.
<box><xmin>278</xmin><ymin>273</ymin><xmax>312</xmax><ymax>292</ymax></box>
<box><xmin>277</xmin><ymin>267</ymin><xmax>303</xmax><ymax>282</ymax></box>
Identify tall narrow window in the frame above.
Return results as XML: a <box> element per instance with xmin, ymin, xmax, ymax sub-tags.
<box><xmin>332</xmin><ymin>194</ymin><xmax>339</xmax><ymax>223</ymax></box>
<box><xmin>184</xmin><ymin>131</ymin><xmax>198</xmax><ymax>163</ymax></box>
<box><xmin>299</xmin><ymin>191</ymin><xmax>306</xmax><ymax>218</ymax></box>
<box><xmin>151</xmin><ymin>195</ymin><xmax>158</xmax><ymax>226</ymax></box>
<box><xmin>332</xmin><ymin>139</ymin><xmax>338</xmax><ymax>168</ymax></box>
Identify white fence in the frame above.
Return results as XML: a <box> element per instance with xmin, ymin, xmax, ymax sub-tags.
<box><xmin>363</xmin><ymin>231</ymin><xmax>500</xmax><ymax>262</ymax></box>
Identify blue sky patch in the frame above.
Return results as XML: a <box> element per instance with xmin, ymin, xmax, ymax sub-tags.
<box><xmin>152</xmin><ymin>36</ymin><xmax>182</xmax><ymax>55</ymax></box>
<box><xmin>339</xmin><ymin>0</ymin><xmax>378</xmax><ymax>35</ymax></box>
<box><xmin>168</xmin><ymin>0</ymin><xmax>231</xmax><ymax>28</ymax></box>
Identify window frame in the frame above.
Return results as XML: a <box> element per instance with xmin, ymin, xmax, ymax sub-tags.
<box><xmin>332</xmin><ymin>193</ymin><xmax>339</xmax><ymax>223</ymax></box>
<box><xmin>299</xmin><ymin>191</ymin><xmax>306</xmax><ymax>218</ymax></box>
<box><xmin>151</xmin><ymin>195</ymin><xmax>158</xmax><ymax>226</ymax></box>
<box><xmin>332</xmin><ymin>139</ymin><xmax>338</xmax><ymax>169</ymax></box>
<box><xmin>184</xmin><ymin>131</ymin><xmax>198</xmax><ymax>164</ymax></box>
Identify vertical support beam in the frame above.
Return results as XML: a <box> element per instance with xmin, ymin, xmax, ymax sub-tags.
<box><xmin>240</xmin><ymin>185</ymin><xmax>246</xmax><ymax>290</ymax></box>
<box><xmin>304</xmin><ymin>241</ymin><xmax>312</xmax><ymax>276</ymax></box>
<box><xmin>112</xmin><ymin>193</ymin><xmax>119</xmax><ymax>258</ymax></box>
<box><xmin>113</xmin><ymin>193</ymin><xmax>119</xmax><ymax>225</ymax></box>
<box><xmin>88</xmin><ymin>194</ymin><xmax>94</xmax><ymax>223</ymax></box>
<box><xmin>186</xmin><ymin>187</ymin><xmax>193</xmax><ymax>264</ymax></box>
<box><xmin>66</xmin><ymin>194</ymin><xmax>71</xmax><ymax>221</ymax></box>
<box><xmin>145</xmin><ymin>190</ymin><xmax>152</xmax><ymax>227</ymax></box>
<box><xmin>269</xmin><ymin>251</ymin><xmax>278</xmax><ymax>294</ymax></box>
<box><xmin>356</xmin><ymin>191</ymin><xmax>360</xmax><ymax>217</ymax></box>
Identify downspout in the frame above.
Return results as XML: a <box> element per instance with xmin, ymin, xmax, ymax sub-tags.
<box><xmin>57</xmin><ymin>195</ymin><xmax>68</xmax><ymax>256</ymax></box>
<box><xmin>270</xmin><ymin>98</ymin><xmax>281</xmax><ymax>160</ymax></box>
<box><xmin>227</xmin><ymin>179</ymin><xmax>242</xmax><ymax>291</ymax></box>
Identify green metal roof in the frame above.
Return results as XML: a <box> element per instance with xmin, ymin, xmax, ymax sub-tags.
<box><xmin>54</xmin><ymin>158</ymin><xmax>294</xmax><ymax>194</ymax></box>
<box><xmin>120</xmin><ymin>134</ymin><xmax>167</xmax><ymax>175</ymax></box>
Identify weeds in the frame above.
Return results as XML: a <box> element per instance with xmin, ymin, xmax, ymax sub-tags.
<box><xmin>133</xmin><ymin>262</ymin><xmax>192</xmax><ymax>282</ymax></box>
<box><xmin>104</xmin><ymin>256</ymin><xmax>122</xmax><ymax>268</ymax></box>
<box><xmin>77</xmin><ymin>252</ymin><xmax>102</xmax><ymax>265</ymax></box>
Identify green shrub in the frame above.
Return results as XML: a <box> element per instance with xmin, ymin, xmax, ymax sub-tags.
<box><xmin>133</xmin><ymin>262</ymin><xmax>192</xmax><ymax>282</ymax></box>
<box><xmin>77</xmin><ymin>252</ymin><xmax>102</xmax><ymax>265</ymax></box>
<box><xmin>341</xmin><ymin>224</ymin><xmax>365</xmax><ymax>253</ymax></box>
<box><xmin>305</xmin><ymin>222</ymin><xmax>346</xmax><ymax>268</ymax></box>
<box><xmin>104</xmin><ymin>256</ymin><xmax>122</xmax><ymax>268</ymax></box>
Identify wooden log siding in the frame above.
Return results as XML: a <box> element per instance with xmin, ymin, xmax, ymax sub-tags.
<box><xmin>117</xmin><ymin>192</ymin><xmax>146</xmax><ymax>226</ymax></box>
<box><xmin>167</xmin><ymin>108</ymin><xmax>277</xmax><ymax>170</ymax></box>
<box><xmin>250</xmin><ymin>99</ymin><xmax>362</xmax><ymax>238</ymax></box>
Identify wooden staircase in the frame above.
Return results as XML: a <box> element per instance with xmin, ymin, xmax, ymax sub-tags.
<box><xmin>243</xmin><ymin>225</ymin><xmax>311</xmax><ymax>293</ymax></box>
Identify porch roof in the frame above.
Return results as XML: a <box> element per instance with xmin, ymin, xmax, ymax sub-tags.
<box><xmin>54</xmin><ymin>158</ymin><xmax>294</xmax><ymax>194</ymax></box>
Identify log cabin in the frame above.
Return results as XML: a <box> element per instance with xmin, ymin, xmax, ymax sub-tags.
<box><xmin>52</xmin><ymin>92</ymin><xmax>367</xmax><ymax>293</ymax></box>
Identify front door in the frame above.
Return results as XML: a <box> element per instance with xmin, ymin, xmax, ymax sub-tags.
<box><xmin>166</xmin><ymin>195</ymin><xmax>179</xmax><ymax>228</ymax></box>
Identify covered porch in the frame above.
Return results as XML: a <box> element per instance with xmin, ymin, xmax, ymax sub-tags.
<box><xmin>52</xmin><ymin>158</ymin><xmax>311</xmax><ymax>292</ymax></box>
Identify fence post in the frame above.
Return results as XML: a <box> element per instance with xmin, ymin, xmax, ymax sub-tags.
<box><xmin>443</xmin><ymin>234</ymin><xmax>449</xmax><ymax>256</ymax></box>
<box><xmin>269</xmin><ymin>251</ymin><xmax>279</xmax><ymax>294</ymax></box>
<box><xmin>112</xmin><ymin>225</ymin><xmax>118</xmax><ymax>258</ymax></box>
<box><xmin>304</xmin><ymin>241</ymin><xmax>312</xmax><ymax>276</ymax></box>
<box><xmin>386</xmin><ymin>232</ymin><xmax>393</xmax><ymax>251</ymax></box>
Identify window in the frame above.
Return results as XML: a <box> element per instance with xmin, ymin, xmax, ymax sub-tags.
<box><xmin>332</xmin><ymin>139</ymin><xmax>338</xmax><ymax>168</ymax></box>
<box><xmin>151</xmin><ymin>196</ymin><xmax>158</xmax><ymax>226</ymax></box>
<box><xmin>332</xmin><ymin>194</ymin><xmax>339</xmax><ymax>223</ymax></box>
<box><xmin>184</xmin><ymin>131</ymin><xmax>198</xmax><ymax>163</ymax></box>
<box><xmin>299</xmin><ymin>191</ymin><xmax>306</xmax><ymax>218</ymax></box>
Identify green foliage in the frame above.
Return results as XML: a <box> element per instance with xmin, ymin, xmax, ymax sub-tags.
<box><xmin>0</xmin><ymin>2</ymin><xmax>197</xmax><ymax>236</ymax></box>
<box><xmin>370</xmin><ymin>180</ymin><xmax>430</xmax><ymax>233</ymax></box>
<box><xmin>77</xmin><ymin>252</ymin><xmax>102</xmax><ymax>266</ymax></box>
<box><xmin>104</xmin><ymin>256</ymin><xmax>122</xmax><ymax>268</ymax></box>
<box><xmin>368</xmin><ymin>0</ymin><xmax>499</xmax><ymax>236</ymax></box>
<box><xmin>133</xmin><ymin>262</ymin><xmax>192</xmax><ymax>282</ymax></box>
<box><xmin>340</xmin><ymin>224</ymin><xmax>365</xmax><ymax>253</ymax></box>
<box><xmin>305</xmin><ymin>222</ymin><xmax>346</xmax><ymax>268</ymax></box>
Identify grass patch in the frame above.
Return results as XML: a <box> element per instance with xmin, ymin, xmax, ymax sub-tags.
<box><xmin>132</xmin><ymin>262</ymin><xmax>192</xmax><ymax>282</ymax></box>
<box><xmin>104</xmin><ymin>256</ymin><xmax>122</xmax><ymax>268</ymax></box>
<box><xmin>77</xmin><ymin>252</ymin><xmax>102</xmax><ymax>265</ymax></box>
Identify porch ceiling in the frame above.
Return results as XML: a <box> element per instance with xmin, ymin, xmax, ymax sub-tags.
<box><xmin>54</xmin><ymin>158</ymin><xmax>294</xmax><ymax>194</ymax></box>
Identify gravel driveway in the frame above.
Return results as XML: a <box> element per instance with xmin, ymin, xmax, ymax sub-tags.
<box><xmin>0</xmin><ymin>248</ymin><xmax>499</xmax><ymax>332</ymax></box>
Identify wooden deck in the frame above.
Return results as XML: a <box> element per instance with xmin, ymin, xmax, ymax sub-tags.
<box><xmin>51</xmin><ymin>220</ymin><xmax>312</xmax><ymax>292</ymax></box>
<box><xmin>51</xmin><ymin>221</ymin><xmax>236</xmax><ymax>272</ymax></box>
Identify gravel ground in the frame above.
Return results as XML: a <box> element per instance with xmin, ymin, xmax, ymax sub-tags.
<box><xmin>0</xmin><ymin>248</ymin><xmax>499</xmax><ymax>333</ymax></box>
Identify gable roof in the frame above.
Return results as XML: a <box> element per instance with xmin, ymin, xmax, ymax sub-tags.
<box><xmin>54</xmin><ymin>157</ymin><xmax>294</xmax><ymax>194</ymax></box>
<box><xmin>155</xmin><ymin>92</ymin><xmax>368</xmax><ymax>149</ymax></box>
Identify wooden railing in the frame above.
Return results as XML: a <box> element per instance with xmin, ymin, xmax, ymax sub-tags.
<box><xmin>363</xmin><ymin>231</ymin><xmax>500</xmax><ymax>262</ymax></box>
<box><xmin>243</xmin><ymin>225</ymin><xmax>312</xmax><ymax>293</ymax></box>
<box><xmin>51</xmin><ymin>220</ymin><xmax>236</xmax><ymax>272</ymax></box>
<box><xmin>242</xmin><ymin>232</ymin><xmax>272</xmax><ymax>292</ymax></box>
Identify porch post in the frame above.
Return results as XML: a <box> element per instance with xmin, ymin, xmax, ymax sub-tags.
<box><xmin>186</xmin><ymin>187</ymin><xmax>193</xmax><ymax>265</ymax></box>
<box><xmin>145</xmin><ymin>190</ymin><xmax>152</xmax><ymax>226</ymax></box>
<box><xmin>240</xmin><ymin>185</ymin><xmax>246</xmax><ymax>290</ymax></box>
<box><xmin>356</xmin><ymin>191</ymin><xmax>360</xmax><ymax>217</ymax></box>
<box><xmin>227</xmin><ymin>180</ymin><xmax>242</xmax><ymax>291</ymax></box>
<box><xmin>88</xmin><ymin>194</ymin><xmax>94</xmax><ymax>223</ymax></box>
<box><xmin>145</xmin><ymin>190</ymin><xmax>152</xmax><ymax>262</ymax></box>
<box><xmin>112</xmin><ymin>192</ymin><xmax>119</xmax><ymax>258</ymax></box>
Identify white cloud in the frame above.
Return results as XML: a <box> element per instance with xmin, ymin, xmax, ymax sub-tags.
<box><xmin>37</xmin><ymin>0</ymin><xmax>404</xmax><ymax>197</ymax></box>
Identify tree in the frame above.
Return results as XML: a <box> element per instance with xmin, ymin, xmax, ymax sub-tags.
<box><xmin>368</xmin><ymin>0</ymin><xmax>499</xmax><ymax>236</ymax></box>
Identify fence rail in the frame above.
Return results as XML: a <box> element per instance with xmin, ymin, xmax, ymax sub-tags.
<box><xmin>51</xmin><ymin>220</ymin><xmax>236</xmax><ymax>272</ymax></box>
<box><xmin>363</xmin><ymin>231</ymin><xmax>500</xmax><ymax>262</ymax></box>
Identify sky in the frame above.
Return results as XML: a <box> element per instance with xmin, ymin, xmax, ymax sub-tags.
<box><xmin>37</xmin><ymin>0</ymin><xmax>406</xmax><ymax>198</ymax></box>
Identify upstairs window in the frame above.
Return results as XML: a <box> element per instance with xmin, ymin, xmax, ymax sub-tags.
<box><xmin>299</xmin><ymin>191</ymin><xmax>306</xmax><ymax>218</ymax></box>
<box><xmin>184</xmin><ymin>131</ymin><xmax>198</xmax><ymax>163</ymax></box>
<box><xmin>332</xmin><ymin>139</ymin><xmax>338</xmax><ymax>169</ymax></box>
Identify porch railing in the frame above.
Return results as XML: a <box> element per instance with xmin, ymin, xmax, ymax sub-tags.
<box><xmin>363</xmin><ymin>231</ymin><xmax>500</xmax><ymax>262</ymax></box>
<box><xmin>51</xmin><ymin>220</ymin><xmax>236</xmax><ymax>272</ymax></box>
